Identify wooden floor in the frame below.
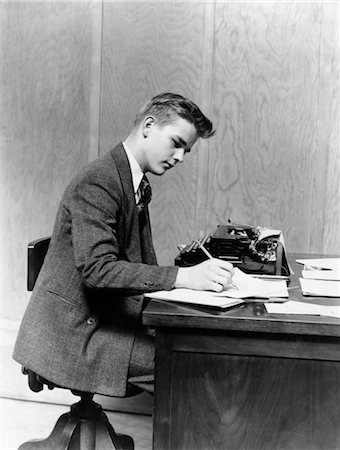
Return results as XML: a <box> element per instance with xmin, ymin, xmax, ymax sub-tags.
<box><xmin>1</xmin><ymin>396</ymin><xmax>153</xmax><ymax>450</ymax></box>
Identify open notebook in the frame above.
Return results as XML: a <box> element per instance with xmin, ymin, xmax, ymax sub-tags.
<box><xmin>144</xmin><ymin>268</ymin><xmax>288</xmax><ymax>309</ymax></box>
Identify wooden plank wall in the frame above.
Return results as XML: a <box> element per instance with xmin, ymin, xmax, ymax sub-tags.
<box><xmin>99</xmin><ymin>1</ymin><xmax>339</xmax><ymax>266</ymax></box>
<box><xmin>1</xmin><ymin>0</ymin><xmax>339</xmax><ymax>320</ymax></box>
<box><xmin>208</xmin><ymin>2</ymin><xmax>339</xmax><ymax>255</ymax></box>
<box><xmin>1</xmin><ymin>1</ymin><xmax>102</xmax><ymax>323</ymax></box>
<box><xmin>0</xmin><ymin>0</ymin><xmax>338</xmax><ymax>415</ymax></box>
<box><xmin>100</xmin><ymin>1</ymin><xmax>215</xmax><ymax>265</ymax></box>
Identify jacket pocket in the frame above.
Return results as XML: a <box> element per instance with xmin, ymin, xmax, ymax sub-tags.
<box><xmin>46</xmin><ymin>288</ymin><xmax>78</xmax><ymax>307</ymax></box>
<box><xmin>128</xmin><ymin>294</ymin><xmax>144</xmax><ymax>303</ymax></box>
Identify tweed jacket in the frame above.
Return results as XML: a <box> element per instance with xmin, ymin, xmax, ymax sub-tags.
<box><xmin>13</xmin><ymin>144</ymin><xmax>178</xmax><ymax>397</ymax></box>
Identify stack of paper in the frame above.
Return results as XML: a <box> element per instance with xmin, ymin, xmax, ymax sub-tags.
<box><xmin>297</xmin><ymin>258</ymin><xmax>340</xmax><ymax>298</ymax></box>
<box><xmin>144</xmin><ymin>268</ymin><xmax>288</xmax><ymax>309</ymax></box>
<box><xmin>265</xmin><ymin>301</ymin><xmax>340</xmax><ymax>319</ymax></box>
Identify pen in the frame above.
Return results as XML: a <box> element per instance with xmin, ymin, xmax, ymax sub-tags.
<box><xmin>195</xmin><ymin>240</ymin><xmax>238</xmax><ymax>290</ymax></box>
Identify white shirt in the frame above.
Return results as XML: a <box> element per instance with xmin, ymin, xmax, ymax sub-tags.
<box><xmin>122</xmin><ymin>142</ymin><xmax>144</xmax><ymax>203</ymax></box>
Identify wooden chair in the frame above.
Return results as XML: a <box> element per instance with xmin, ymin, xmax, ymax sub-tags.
<box><xmin>19</xmin><ymin>237</ymin><xmax>134</xmax><ymax>450</ymax></box>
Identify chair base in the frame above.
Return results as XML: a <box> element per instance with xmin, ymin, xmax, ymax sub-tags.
<box><xmin>18</xmin><ymin>396</ymin><xmax>134</xmax><ymax>450</ymax></box>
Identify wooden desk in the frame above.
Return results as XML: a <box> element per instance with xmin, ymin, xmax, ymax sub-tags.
<box><xmin>143</xmin><ymin>255</ymin><xmax>340</xmax><ymax>450</ymax></box>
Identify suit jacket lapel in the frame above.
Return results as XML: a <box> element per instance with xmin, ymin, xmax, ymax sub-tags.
<box><xmin>110</xmin><ymin>143</ymin><xmax>136</xmax><ymax>209</ymax></box>
<box><xmin>109</xmin><ymin>143</ymin><xmax>157</xmax><ymax>265</ymax></box>
<box><xmin>109</xmin><ymin>144</ymin><xmax>142</xmax><ymax>261</ymax></box>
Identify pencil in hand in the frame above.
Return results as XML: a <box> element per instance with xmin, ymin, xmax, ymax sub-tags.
<box><xmin>194</xmin><ymin>240</ymin><xmax>238</xmax><ymax>290</ymax></box>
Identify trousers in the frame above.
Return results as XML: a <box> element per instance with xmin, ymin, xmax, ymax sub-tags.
<box><xmin>127</xmin><ymin>328</ymin><xmax>155</xmax><ymax>394</ymax></box>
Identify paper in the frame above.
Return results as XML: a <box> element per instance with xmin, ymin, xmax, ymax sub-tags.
<box><xmin>299</xmin><ymin>278</ymin><xmax>340</xmax><ymax>297</ymax></box>
<box><xmin>144</xmin><ymin>289</ymin><xmax>244</xmax><ymax>309</ymax></box>
<box><xmin>145</xmin><ymin>267</ymin><xmax>288</xmax><ymax>309</ymax></box>
<box><xmin>265</xmin><ymin>301</ymin><xmax>340</xmax><ymax>319</ymax></box>
<box><xmin>296</xmin><ymin>258</ymin><xmax>340</xmax><ymax>297</ymax></box>
<box><xmin>296</xmin><ymin>258</ymin><xmax>340</xmax><ymax>271</ymax></box>
<box><xmin>301</xmin><ymin>269</ymin><xmax>340</xmax><ymax>281</ymax></box>
<box><xmin>214</xmin><ymin>268</ymin><xmax>288</xmax><ymax>299</ymax></box>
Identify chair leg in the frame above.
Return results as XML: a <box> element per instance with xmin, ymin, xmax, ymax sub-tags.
<box><xmin>18</xmin><ymin>397</ymin><xmax>134</xmax><ymax>450</ymax></box>
<box><xmin>94</xmin><ymin>413</ymin><xmax>134</xmax><ymax>450</ymax></box>
<box><xmin>116</xmin><ymin>435</ymin><xmax>134</xmax><ymax>450</ymax></box>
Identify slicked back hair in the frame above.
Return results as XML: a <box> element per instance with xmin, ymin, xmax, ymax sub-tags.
<box><xmin>133</xmin><ymin>92</ymin><xmax>215</xmax><ymax>139</ymax></box>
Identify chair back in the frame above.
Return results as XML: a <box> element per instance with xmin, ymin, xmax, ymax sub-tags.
<box><xmin>27</xmin><ymin>237</ymin><xmax>51</xmax><ymax>291</ymax></box>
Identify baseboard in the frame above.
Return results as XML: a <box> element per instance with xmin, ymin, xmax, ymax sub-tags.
<box><xmin>1</xmin><ymin>320</ymin><xmax>153</xmax><ymax>415</ymax></box>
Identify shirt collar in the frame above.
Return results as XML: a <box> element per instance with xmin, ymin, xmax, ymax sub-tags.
<box><xmin>122</xmin><ymin>141</ymin><xmax>144</xmax><ymax>195</ymax></box>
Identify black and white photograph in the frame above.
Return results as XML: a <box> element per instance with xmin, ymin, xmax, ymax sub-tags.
<box><xmin>1</xmin><ymin>1</ymin><xmax>339</xmax><ymax>449</ymax></box>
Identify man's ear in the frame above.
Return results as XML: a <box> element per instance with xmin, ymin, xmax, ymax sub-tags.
<box><xmin>142</xmin><ymin>116</ymin><xmax>155</xmax><ymax>138</ymax></box>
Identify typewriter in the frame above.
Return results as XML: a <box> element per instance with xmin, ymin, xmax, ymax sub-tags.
<box><xmin>175</xmin><ymin>221</ymin><xmax>291</xmax><ymax>277</ymax></box>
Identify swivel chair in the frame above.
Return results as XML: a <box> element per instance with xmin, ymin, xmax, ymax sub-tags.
<box><xmin>19</xmin><ymin>237</ymin><xmax>135</xmax><ymax>450</ymax></box>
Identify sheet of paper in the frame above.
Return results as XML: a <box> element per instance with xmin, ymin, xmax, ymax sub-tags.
<box><xmin>301</xmin><ymin>269</ymin><xmax>340</xmax><ymax>281</ymax></box>
<box><xmin>299</xmin><ymin>278</ymin><xmax>340</xmax><ymax>297</ymax></box>
<box><xmin>214</xmin><ymin>268</ymin><xmax>288</xmax><ymax>299</ymax></box>
<box><xmin>145</xmin><ymin>268</ymin><xmax>288</xmax><ymax>309</ymax></box>
<box><xmin>296</xmin><ymin>258</ymin><xmax>340</xmax><ymax>271</ymax></box>
<box><xmin>265</xmin><ymin>301</ymin><xmax>340</xmax><ymax>319</ymax></box>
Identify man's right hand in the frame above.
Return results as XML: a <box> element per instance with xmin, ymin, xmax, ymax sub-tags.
<box><xmin>174</xmin><ymin>259</ymin><xmax>234</xmax><ymax>292</ymax></box>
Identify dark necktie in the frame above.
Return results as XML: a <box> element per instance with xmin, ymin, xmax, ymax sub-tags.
<box><xmin>136</xmin><ymin>175</ymin><xmax>152</xmax><ymax>214</ymax></box>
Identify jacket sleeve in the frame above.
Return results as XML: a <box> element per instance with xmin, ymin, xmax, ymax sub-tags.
<box><xmin>67</xmin><ymin>167</ymin><xmax>178</xmax><ymax>293</ymax></box>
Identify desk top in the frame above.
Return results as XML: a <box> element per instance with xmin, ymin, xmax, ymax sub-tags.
<box><xmin>143</xmin><ymin>254</ymin><xmax>340</xmax><ymax>337</ymax></box>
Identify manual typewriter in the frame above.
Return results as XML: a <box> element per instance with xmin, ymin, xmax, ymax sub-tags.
<box><xmin>175</xmin><ymin>221</ymin><xmax>291</xmax><ymax>277</ymax></box>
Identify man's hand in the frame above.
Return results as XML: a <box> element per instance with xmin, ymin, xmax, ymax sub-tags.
<box><xmin>174</xmin><ymin>259</ymin><xmax>234</xmax><ymax>292</ymax></box>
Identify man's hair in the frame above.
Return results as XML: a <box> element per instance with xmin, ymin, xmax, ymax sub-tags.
<box><xmin>133</xmin><ymin>92</ymin><xmax>215</xmax><ymax>139</ymax></box>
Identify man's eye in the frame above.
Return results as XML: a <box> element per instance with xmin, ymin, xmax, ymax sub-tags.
<box><xmin>172</xmin><ymin>140</ymin><xmax>181</xmax><ymax>148</ymax></box>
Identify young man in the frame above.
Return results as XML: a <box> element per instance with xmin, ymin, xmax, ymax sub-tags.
<box><xmin>13</xmin><ymin>93</ymin><xmax>234</xmax><ymax>396</ymax></box>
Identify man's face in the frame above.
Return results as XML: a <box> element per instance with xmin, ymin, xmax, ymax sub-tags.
<box><xmin>141</xmin><ymin>116</ymin><xmax>198</xmax><ymax>175</ymax></box>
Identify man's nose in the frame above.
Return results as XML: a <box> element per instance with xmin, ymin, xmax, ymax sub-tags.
<box><xmin>174</xmin><ymin>148</ymin><xmax>185</xmax><ymax>164</ymax></box>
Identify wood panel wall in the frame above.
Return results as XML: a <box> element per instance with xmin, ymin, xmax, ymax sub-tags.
<box><xmin>208</xmin><ymin>2</ymin><xmax>339</xmax><ymax>255</ymax></box>
<box><xmin>0</xmin><ymin>0</ymin><xmax>338</xmax><ymax>416</ymax></box>
<box><xmin>100</xmin><ymin>1</ymin><xmax>215</xmax><ymax>264</ymax></box>
<box><xmin>99</xmin><ymin>1</ymin><xmax>339</xmax><ymax>266</ymax></box>
<box><xmin>1</xmin><ymin>1</ymin><xmax>102</xmax><ymax>323</ymax></box>
<box><xmin>1</xmin><ymin>1</ymin><xmax>339</xmax><ymax>318</ymax></box>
